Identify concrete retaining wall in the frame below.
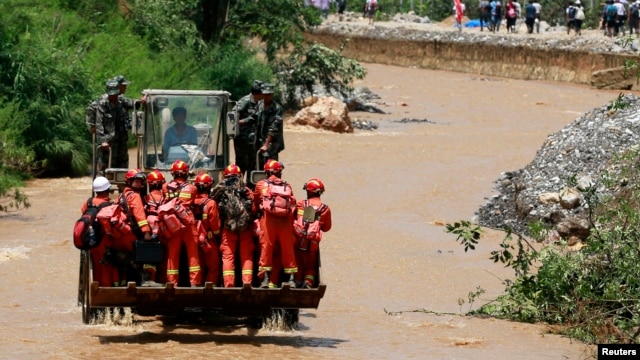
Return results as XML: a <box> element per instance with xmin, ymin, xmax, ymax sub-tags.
<box><xmin>306</xmin><ymin>30</ymin><xmax>638</xmax><ymax>88</ymax></box>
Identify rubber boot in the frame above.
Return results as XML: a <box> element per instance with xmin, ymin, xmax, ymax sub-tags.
<box><xmin>286</xmin><ymin>273</ymin><xmax>296</xmax><ymax>288</ymax></box>
<box><xmin>260</xmin><ymin>271</ymin><xmax>270</xmax><ymax>288</ymax></box>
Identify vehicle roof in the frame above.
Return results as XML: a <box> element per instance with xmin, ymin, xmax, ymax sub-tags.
<box><xmin>141</xmin><ymin>89</ymin><xmax>231</xmax><ymax>96</ymax></box>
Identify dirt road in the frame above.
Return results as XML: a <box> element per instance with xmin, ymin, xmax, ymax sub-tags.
<box><xmin>0</xmin><ymin>63</ymin><xmax>623</xmax><ymax>359</ymax></box>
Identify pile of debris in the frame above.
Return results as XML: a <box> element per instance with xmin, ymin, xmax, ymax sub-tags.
<box><xmin>475</xmin><ymin>94</ymin><xmax>640</xmax><ymax>243</ymax></box>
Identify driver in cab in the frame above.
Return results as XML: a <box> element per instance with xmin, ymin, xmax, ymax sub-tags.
<box><xmin>163</xmin><ymin>106</ymin><xmax>198</xmax><ymax>157</ymax></box>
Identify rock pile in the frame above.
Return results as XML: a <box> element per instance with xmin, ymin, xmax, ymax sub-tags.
<box><xmin>475</xmin><ymin>94</ymin><xmax>640</xmax><ymax>240</ymax></box>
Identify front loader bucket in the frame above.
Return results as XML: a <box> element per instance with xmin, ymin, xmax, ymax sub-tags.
<box><xmin>90</xmin><ymin>282</ymin><xmax>327</xmax><ymax>316</ymax></box>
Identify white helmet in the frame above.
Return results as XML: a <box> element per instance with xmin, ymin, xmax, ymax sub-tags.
<box><xmin>92</xmin><ymin>176</ymin><xmax>111</xmax><ymax>192</ymax></box>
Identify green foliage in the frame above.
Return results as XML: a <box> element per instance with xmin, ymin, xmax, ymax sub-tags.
<box><xmin>445</xmin><ymin>220</ymin><xmax>482</xmax><ymax>252</ymax></box>
<box><xmin>200</xmin><ymin>42</ymin><xmax>273</xmax><ymax>101</ymax></box>
<box><xmin>128</xmin><ymin>0</ymin><xmax>207</xmax><ymax>56</ymax></box>
<box><xmin>278</xmin><ymin>41</ymin><xmax>367</xmax><ymax>107</ymax></box>
<box><xmin>448</xmin><ymin>147</ymin><xmax>640</xmax><ymax>344</ymax></box>
<box><xmin>607</xmin><ymin>93</ymin><xmax>632</xmax><ymax>111</ymax></box>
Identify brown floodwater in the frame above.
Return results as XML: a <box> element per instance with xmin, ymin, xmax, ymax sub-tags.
<box><xmin>0</xmin><ymin>63</ymin><xmax>625</xmax><ymax>359</ymax></box>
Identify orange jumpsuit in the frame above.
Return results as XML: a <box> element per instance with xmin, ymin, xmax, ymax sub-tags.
<box><xmin>163</xmin><ymin>179</ymin><xmax>202</xmax><ymax>286</ymax></box>
<box><xmin>194</xmin><ymin>194</ymin><xmax>222</xmax><ymax>285</ymax></box>
<box><xmin>144</xmin><ymin>189</ymin><xmax>170</xmax><ymax>283</ymax></box>
<box><xmin>112</xmin><ymin>187</ymin><xmax>151</xmax><ymax>285</ymax></box>
<box><xmin>113</xmin><ymin>187</ymin><xmax>151</xmax><ymax>252</ymax></box>
<box><xmin>80</xmin><ymin>196</ymin><xmax>117</xmax><ymax>287</ymax></box>
<box><xmin>253</xmin><ymin>175</ymin><xmax>298</xmax><ymax>287</ymax></box>
<box><xmin>219</xmin><ymin>186</ymin><xmax>255</xmax><ymax>287</ymax></box>
<box><xmin>294</xmin><ymin>197</ymin><xmax>332</xmax><ymax>287</ymax></box>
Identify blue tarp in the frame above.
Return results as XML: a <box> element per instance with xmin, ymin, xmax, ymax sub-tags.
<box><xmin>465</xmin><ymin>19</ymin><xmax>481</xmax><ymax>27</ymax></box>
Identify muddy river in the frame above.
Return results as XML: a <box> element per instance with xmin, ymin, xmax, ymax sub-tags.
<box><xmin>0</xmin><ymin>63</ymin><xmax>623</xmax><ymax>359</ymax></box>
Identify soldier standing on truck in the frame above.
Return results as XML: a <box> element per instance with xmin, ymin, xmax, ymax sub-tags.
<box><xmin>255</xmin><ymin>83</ymin><xmax>285</xmax><ymax>172</ymax></box>
<box><xmin>233</xmin><ymin>80</ymin><xmax>263</xmax><ymax>183</ymax></box>
<box><xmin>86</xmin><ymin>80</ymin><xmax>137</xmax><ymax>172</ymax></box>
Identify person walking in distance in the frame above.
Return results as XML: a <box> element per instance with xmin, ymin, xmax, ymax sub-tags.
<box><xmin>532</xmin><ymin>0</ymin><xmax>542</xmax><ymax>33</ymax></box>
<box><xmin>192</xmin><ymin>173</ymin><xmax>222</xmax><ymax>286</ymax></box>
<box><xmin>253</xmin><ymin>160</ymin><xmax>298</xmax><ymax>288</ymax></box>
<box><xmin>294</xmin><ymin>178</ymin><xmax>332</xmax><ymax>289</ymax></box>
<box><xmin>212</xmin><ymin>164</ymin><xmax>256</xmax><ymax>287</ymax></box>
<box><xmin>163</xmin><ymin>160</ymin><xmax>202</xmax><ymax>286</ymax></box>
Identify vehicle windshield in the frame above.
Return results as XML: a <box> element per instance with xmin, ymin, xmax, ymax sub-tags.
<box><xmin>141</xmin><ymin>91</ymin><xmax>228</xmax><ymax>171</ymax></box>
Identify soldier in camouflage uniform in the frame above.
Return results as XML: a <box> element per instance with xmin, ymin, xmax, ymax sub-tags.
<box><xmin>232</xmin><ymin>80</ymin><xmax>263</xmax><ymax>183</ymax></box>
<box><xmin>86</xmin><ymin>80</ymin><xmax>137</xmax><ymax>171</ymax></box>
<box><xmin>255</xmin><ymin>82</ymin><xmax>285</xmax><ymax>171</ymax></box>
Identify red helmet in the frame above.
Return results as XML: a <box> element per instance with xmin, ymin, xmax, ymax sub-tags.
<box><xmin>194</xmin><ymin>172</ymin><xmax>214</xmax><ymax>187</ymax></box>
<box><xmin>223</xmin><ymin>164</ymin><xmax>242</xmax><ymax>177</ymax></box>
<box><xmin>170</xmin><ymin>160</ymin><xmax>189</xmax><ymax>175</ymax></box>
<box><xmin>125</xmin><ymin>168</ymin><xmax>146</xmax><ymax>183</ymax></box>
<box><xmin>147</xmin><ymin>170</ymin><xmax>165</xmax><ymax>186</ymax></box>
<box><xmin>304</xmin><ymin>178</ymin><xmax>325</xmax><ymax>194</ymax></box>
<box><xmin>264</xmin><ymin>159</ymin><xmax>283</xmax><ymax>173</ymax></box>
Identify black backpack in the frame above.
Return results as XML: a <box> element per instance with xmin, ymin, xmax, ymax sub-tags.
<box><xmin>73</xmin><ymin>198</ymin><xmax>112</xmax><ymax>250</ymax></box>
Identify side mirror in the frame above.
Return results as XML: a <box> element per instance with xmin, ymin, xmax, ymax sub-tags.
<box><xmin>250</xmin><ymin>170</ymin><xmax>266</xmax><ymax>184</ymax></box>
<box><xmin>133</xmin><ymin>111</ymin><xmax>145</xmax><ymax>136</ymax></box>
<box><xmin>226</xmin><ymin>111</ymin><xmax>237</xmax><ymax>138</ymax></box>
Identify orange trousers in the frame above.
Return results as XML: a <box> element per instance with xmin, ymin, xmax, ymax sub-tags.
<box><xmin>199</xmin><ymin>239</ymin><xmax>221</xmax><ymax>285</ymax></box>
<box><xmin>90</xmin><ymin>236</ymin><xmax>118</xmax><ymax>287</ymax></box>
<box><xmin>295</xmin><ymin>248</ymin><xmax>319</xmax><ymax>287</ymax></box>
<box><xmin>220</xmin><ymin>228</ymin><xmax>255</xmax><ymax>287</ymax></box>
<box><xmin>166</xmin><ymin>224</ymin><xmax>202</xmax><ymax>286</ymax></box>
<box><xmin>258</xmin><ymin>215</ymin><xmax>298</xmax><ymax>280</ymax></box>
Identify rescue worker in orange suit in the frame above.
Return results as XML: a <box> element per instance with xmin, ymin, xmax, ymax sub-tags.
<box><xmin>114</xmin><ymin>169</ymin><xmax>152</xmax><ymax>284</ymax></box>
<box><xmin>163</xmin><ymin>160</ymin><xmax>202</xmax><ymax>286</ymax></box>
<box><xmin>294</xmin><ymin>178</ymin><xmax>332</xmax><ymax>289</ymax></box>
<box><xmin>215</xmin><ymin>164</ymin><xmax>255</xmax><ymax>287</ymax></box>
<box><xmin>81</xmin><ymin>176</ymin><xmax>116</xmax><ymax>287</ymax></box>
<box><xmin>143</xmin><ymin>170</ymin><xmax>169</xmax><ymax>284</ymax></box>
<box><xmin>193</xmin><ymin>172</ymin><xmax>222</xmax><ymax>285</ymax></box>
<box><xmin>253</xmin><ymin>160</ymin><xmax>298</xmax><ymax>288</ymax></box>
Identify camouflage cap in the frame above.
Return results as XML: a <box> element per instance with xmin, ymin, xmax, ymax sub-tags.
<box><xmin>105</xmin><ymin>80</ymin><xmax>120</xmax><ymax>95</ymax></box>
<box><xmin>251</xmin><ymin>80</ymin><xmax>263</xmax><ymax>94</ymax></box>
<box><xmin>260</xmin><ymin>82</ymin><xmax>274</xmax><ymax>95</ymax></box>
<box><xmin>114</xmin><ymin>75</ymin><xmax>130</xmax><ymax>85</ymax></box>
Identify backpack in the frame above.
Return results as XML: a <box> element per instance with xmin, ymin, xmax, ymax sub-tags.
<box><xmin>145</xmin><ymin>194</ymin><xmax>170</xmax><ymax>238</ymax></box>
<box><xmin>96</xmin><ymin>202</ymin><xmax>132</xmax><ymax>240</ymax></box>
<box><xmin>606</xmin><ymin>4</ymin><xmax>617</xmax><ymax>21</ymax></box>
<box><xmin>73</xmin><ymin>198</ymin><xmax>112</xmax><ymax>250</ymax></box>
<box><xmin>293</xmin><ymin>200</ymin><xmax>328</xmax><ymax>251</ymax></box>
<box><xmin>568</xmin><ymin>6</ymin><xmax>576</xmax><ymax>19</ymax></box>
<box><xmin>507</xmin><ymin>6</ymin><xmax>516</xmax><ymax>18</ymax></box>
<box><xmin>494</xmin><ymin>2</ymin><xmax>502</xmax><ymax>16</ymax></box>
<box><xmin>164</xmin><ymin>181</ymin><xmax>193</xmax><ymax>225</ymax></box>
<box><xmin>575</xmin><ymin>7</ymin><xmax>585</xmax><ymax>20</ymax></box>
<box><xmin>369</xmin><ymin>0</ymin><xmax>377</xmax><ymax>10</ymax></box>
<box><xmin>212</xmin><ymin>179</ymin><xmax>253</xmax><ymax>232</ymax></box>
<box><xmin>261</xmin><ymin>179</ymin><xmax>295</xmax><ymax>217</ymax></box>
<box><xmin>631</xmin><ymin>5</ymin><xmax>639</xmax><ymax>19</ymax></box>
